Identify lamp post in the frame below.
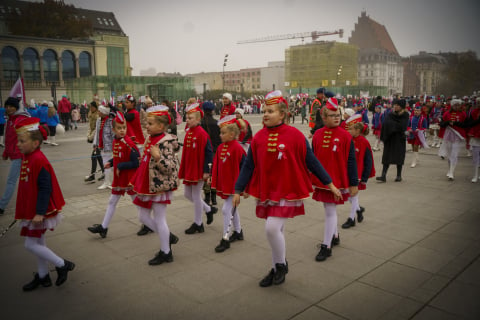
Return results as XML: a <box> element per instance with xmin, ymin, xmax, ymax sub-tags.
<box><xmin>336</xmin><ymin>65</ymin><xmax>343</xmax><ymax>87</ymax></box>
<box><xmin>222</xmin><ymin>54</ymin><xmax>228</xmax><ymax>92</ymax></box>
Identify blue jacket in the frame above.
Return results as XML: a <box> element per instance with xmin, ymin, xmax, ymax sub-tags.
<box><xmin>0</xmin><ymin>107</ymin><xmax>5</xmax><ymax>125</ymax></box>
<box><xmin>37</xmin><ymin>105</ymin><xmax>49</xmax><ymax>124</ymax></box>
<box><xmin>47</xmin><ymin>113</ymin><xmax>60</xmax><ymax>127</ymax></box>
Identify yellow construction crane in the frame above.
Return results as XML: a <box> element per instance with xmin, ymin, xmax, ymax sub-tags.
<box><xmin>237</xmin><ymin>29</ymin><xmax>343</xmax><ymax>44</ymax></box>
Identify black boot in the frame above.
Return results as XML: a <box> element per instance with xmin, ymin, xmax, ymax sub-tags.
<box><xmin>376</xmin><ymin>164</ymin><xmax>389</xmax><ymax>182</ymax></box>
<box><xmin>395</xmin><ymin>165</ymin><xmax>403</xmax><ymax>182</ymax></box>
<box><xmin>170</xmin><ymin>232</ymin><xmax>179</xmax><ymax>244</ymax></box>
<box><xmin>87</xmin><ymin>224</ymin><xmax>108</xmax><ymax>238</ymax></box>
<box><xmin>203</xmin><ymin>190</ymin><xmax>211</xmax><ymax>206</ymax></box>
<box><xmin>211</xmin><ymin>190</ymin><xmax>217</xmax><ymax>206</ymax></box>
<box><xmin>55</xmin><ymin>260</ymin><xmax>75</xmax><ymax>286</ymax></box>
<box><xmin>148</xmin><ymin>250</ymin><xmax>173</xmax><ymax>265</ymax></box>
<box><xmin>229</xmin><ymin>230</ymin><xmax>244</xmax><ymax>243</ymax></box>
<box><xmin>259</xmin><ymin>268</ymin><xmax>275</xmax><ymax>287</ymax></box>
<box><xmin>357</xmin><ymin>207</ymin><xmax>365</xmax><ymax>222</ymax></box>
<box><xmin>205</xmin><ymin>207</ymin><xmax>218</xmax><ymax>225</ymax></box>
<box><xmin>331</xmin><ymin>233</ymin><xmax>340</xmax><ymax>246</ymax></box>
<box><xmin>273</xmin><ymin>263</ymin><xmax>288</xmax><ymax>285</ymax></box>
<box><xmin>185</xmin><ymin>223</ymin><xmax>204</xmax><ymax>234</ymax></box>
<box><xmin>315</xmin><ymin>244</ymin><xmax>332</xmax><ymax>262</ymax></box>
<box><xmin>137</xmin><ymin>225</ymin><xmax>153</xmax><ymax>236</ymax></box>
<box><xmin>341</xmin><ymin>218</ymin><xmax>356</xmax><ymax>229</ymax></box>
<box><xmin>215</xmin><ymin>239</ymin><xmax>230</xmax><ymax>253</ymax></box>
<box><xmin>23</xmin><ymin>273</ymin><xmax>52</xmax><ymax>291</ymax></box>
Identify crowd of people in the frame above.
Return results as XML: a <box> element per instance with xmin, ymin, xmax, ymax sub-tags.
<box><xmin>0</xmin><ymin>87</ymin><xmax>479</xmax><ymax>291</ymax></box>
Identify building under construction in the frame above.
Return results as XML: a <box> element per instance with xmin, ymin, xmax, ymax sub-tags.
<box><xmin>285</xmin><ymin>41</ymin><xmax>358</xmax><ymax>95</ymax></box>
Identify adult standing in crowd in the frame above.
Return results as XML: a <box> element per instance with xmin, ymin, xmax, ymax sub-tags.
<box><xmin>220</xmin><ymin>93</ymin><xmax>236</xmax><ymax>119</ymax></box>
<box><xmin>58</xmin><ymin>95</ymin><xmax>72</xmax><ymax>131</ymax></box>
<box><xmin>0</xmin><ymin>97</ymin><xmax>30</xmax><ymax>215</ymax></box>
<box><xmin>376</xmin><ymin>99</ymin><xmax>409</xmax><ymax>182</ymax></box>
<box><xmin>309</xmin><ymin>88</ymin><xmax>326</xmax><ymax>129</ymax></box>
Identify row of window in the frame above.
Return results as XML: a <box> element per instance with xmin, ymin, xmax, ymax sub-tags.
<box><xmin>1</xmin><ymin>46</ymin><xmax>92</xmax><ymax>81</ymax></box>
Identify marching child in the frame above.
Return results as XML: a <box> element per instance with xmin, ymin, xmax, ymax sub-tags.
<box><xmin>371</xmin><ymin>104</ymin><xmax>382</xmax><ymax>151</ymax></box>
<box><xmin>14</xmin><ymin>117</ymin><xmax>74</xmax><ymax>291</ymax></box>
<box><xmin>311</xmin><ymin>97</ymin><xmax>358</xmax><ymax>262</ymax></box>
<box><xmin>179</xmin><ymin>103</ymin><xmax>217</xmax><ymax>234</ymax></box>
<box><xmin>342</xmin><ymin>116</ymin><xmax>375</xmax><ymax>229</ymax></box>
<box><xmin>87</xmin><ymin>112</ymin><xmax>140</xmax><ymax>238</ymax></box>
<box><xmin>211</xmin><ymin>115</ymin><xmax>246</xmax><ymax>253</ymax></box>
<box><xmin>407</xmin><ymin>104</ymin><xmax>428</xmax><ymax>168</ymax></box>
<box><xmin>233</xmin><ymin>90</ymin><xmax>341</xmax><ymax>287</ymax></box>
<box><xmin>93</xmin><ymin>104</ymin><xmax>115</xmax><ymax>189</ymax></box>
<box><xmin>235</xmin><ymin>108</ymin><xmax>253</xmax><ymax>152</ymax></box>
<box><xmin>130</xmin><ymin>105</ymin><xmax>180</xmax><ymax>265</ymax></box>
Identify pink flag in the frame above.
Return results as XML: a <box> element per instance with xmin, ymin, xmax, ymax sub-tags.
<box><xmin>9</xmin><ymin>77</ymin><xmax>26</xmax><ymax>102</ymax></box>
<box><xmin>110</xmin><ymin>96</ymin><xmax>115</xmax><ymax>105</ymax></box>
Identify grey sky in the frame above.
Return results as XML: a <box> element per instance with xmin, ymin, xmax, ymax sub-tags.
<box><xmin>65</xmin><ymin>0</ymin><xmax>480</xmax><ymax>75</ymax></box>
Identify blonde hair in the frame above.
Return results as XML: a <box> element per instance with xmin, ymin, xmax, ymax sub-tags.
<box><xmin>186</xmin><ymin>97</ymin><xmax>196</xmax><ymax>105</ymax></box>
<box><xmin>222</xmin><ymin>123</ymin><xmax>240</xmax><ymax>138</ymax></box>
<box><xmin>351</xmin><ymin>122</ymin><xmax>369</xmax><ymax>136</ymax></box>
<box><xmin>147</xmin><ymin>112</ymin><xmax>170</xmax><ymax>126</ymax></box>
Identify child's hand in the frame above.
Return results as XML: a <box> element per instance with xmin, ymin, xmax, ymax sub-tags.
<box><xmin>116</xmin><ymin>168</ymin><xmax>120</xmax><ymax>177</ymax></box>
<box><xmin>104</xmin><ymin>162</ymin><xmax>111</xmax><ymax>169</ymax></box>
<box><xmin>203</xmin><ymin>173</ymin><xmax>210</xmax><ymax>181</ymax></box>
<box><xmin>233</xmin><ymin>194</ymin><xmax>241</xmax><ymax>207</ymax></box>
<box><xmin>32</xmin><ymin>214</ymin><xmax>44</xmax><ymax>224</ymax></box>
<box><xmin>150</xmin><ymin>145</ymin><xmax>160</xmax><ymax>161</ymax></box>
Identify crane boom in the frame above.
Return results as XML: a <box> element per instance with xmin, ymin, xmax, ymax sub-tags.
<box><xmin>237</xmin><ymin>29</ymin><xmax>343</xmax><ymax>44</ymax></box>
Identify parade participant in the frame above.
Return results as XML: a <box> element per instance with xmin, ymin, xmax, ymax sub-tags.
<box><xmin>308</xmin><ymin>87</ymin><xmax>325</xmax><ymax>129</ymax></box>
<box><xmin>467</xmin><ymin>98</ymin><xmax>480</xmax><ymax>182</ymax></box>
<box><xmin>200</xmin><ymin>101</ymin><xmax>221</xmax><ymax>207</ymax></box>
<box><xmin>340</xmin><ymin>108</ymin><xmax>355</xmax><ymax>130</ymax></box>
<box><xmin>211</xmin><ymin>115</ymin><xmax>246</xmax><ymax>253</ymax></box>
<box><xmin>371</xmin><ymin>104</ymin><xmax>382</xmax><ymax>151</ymax></box>
<box><xmin>130</xmin><ymin>105</ymin><xmax>180</xmax><ymax>265</ymax></box>
<box><xmin>311</xmin><ymin>97</ymin><xmax>358</xmax><ymax>262</ymax></box>
<box><xmin>179</xmin><ymin>103</ymin><xmax>217</xmax><ymax>234</ymax></box>
<box><xmin>85</xmin><ymin>101</ymin><xmax>104</xmax><ymax>183</ymax></box>
<box><xmin>93</xmin><ymin>104</ymin><xmax>115</xmax><ymax>189</ymax></box>
<box><xmin>87</xmin><ymin>112</ymin><xmax>140</xmax><ymax>238</ymax></box>
<box><xmin>124</xmin><ymin>94</ymin><xmax>145</xmax><ymax>145</ymax></box>
<box><xmin>14</xmin><ymin>117</ymin><xmax>74</xmax><ymax>291</ymax></box>
<box><xmin>220</xmin><ymin>93</ymin><xmax>236</xmax><ymax>119</ymax></box>
<box><xmin>353</xmin><ymin>102</ymin><xmax>369</xmax><ymax>124</ymax></box>
<box><xmin>407</xmin><ymin>104</ymin><xmax>428</xmax><ymax>168</ymax></box>
<box><xmin>439</xmin><ymin>99</ymin><xmax>467</xmax><ymax>180</ymax></box>
<box><xmin>233</xmin><ymin>90</ymin><xmax>341</xmax><ymax>287</ymax></box>
<box><xmin>429</xmin><ymin>101</ymin><xmax>443</xmax><ymax>148</ymax></box>
<box><xmin>0</xmin><ymin>97</ymin><xmax>30</xmax><ymax>215</ymax></box>
<box><xmin>46</xmin><ymin>101</ymin><xmax>60</xmax><ymax>146</ymax></box>
<box><xmin>235</xmin><ymin>107</ymin><xmax>252</xmax><ymax>151</ymax></box>
<box><xmin>342</xmin><ymin>117</ymin><xmax>375</xmax><ymax>229</ymax></box>
<box><xmin>376</xmin><ymin>99</ymin><xmax>409</xmax><ymax>182</ymax></box>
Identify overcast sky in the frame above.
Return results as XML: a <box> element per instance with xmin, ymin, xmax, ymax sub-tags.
<box><xmin>64</xmin><ymin>0</ymin><xmax>480</xmax><ymax>76</ymax></box>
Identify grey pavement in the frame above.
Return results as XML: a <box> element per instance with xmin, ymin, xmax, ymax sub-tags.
<box><xmin>0</xmin><ymin>115</ymin><xmax>479</xmax><ymax>320</ymax></box>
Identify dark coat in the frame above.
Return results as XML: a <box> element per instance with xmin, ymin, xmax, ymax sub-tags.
<box><xmin>200</xmin><ymin>113</ymin><xmax>221</xmax><ymax>153</ymax></box>
<box><xmin>380</xmin><ymin>110</ymin><xmax>409</xmax><ymax>165</ymax></box>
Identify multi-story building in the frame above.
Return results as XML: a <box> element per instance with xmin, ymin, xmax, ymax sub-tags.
<box><xmin>284</xmin><ymin>41</ymin><xmax>358</xmax><ymax>95</ymax></box>
<box><xmin>349</xmin><ymin>11</ymin><xmax>403</xmax><ymax>96</ymax></box>
<box><xmin>403</xmin><ymin>52</ymin><xmax>448</xmax><ymax>96</ymax></box>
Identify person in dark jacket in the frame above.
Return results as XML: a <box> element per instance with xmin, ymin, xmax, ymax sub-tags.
<box><xmin>201</xmin><ymin>101</ymin><xmax>221</xmax><ymax>206</ymax></box>
<box><xmin>376</xmin><ymin>99</ymin><xmax>409</xmax><ymax>182</ymax></box>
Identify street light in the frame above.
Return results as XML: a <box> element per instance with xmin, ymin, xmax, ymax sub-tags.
<box><xmin>222</xmin><ymin>54</ymin><xmax>228</xmax><ymax>91</ymax></box>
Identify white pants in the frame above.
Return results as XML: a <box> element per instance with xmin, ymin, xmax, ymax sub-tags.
<box><xmin>184</xmin><ymin>181</ymin><xmax>211</xmax><ymax>225</ymax></box>
<box><xmin>25</xmin><ymin>235</ymin><xmax>64</xmax><ymax>277</ymax></box>
<box><xmin>265</xmin><ymin>217</ymin><xmax>287</xmax><ymax>270</ymax></box>
<box><xmin>138</xmin><ymin>203</ymin><xmax>171</xmax><ymax>253</ymax></box>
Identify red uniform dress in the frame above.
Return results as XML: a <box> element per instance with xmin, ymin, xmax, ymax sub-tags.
<box><xmin>353</xmin><ymin>135</ymin><xmax>375</xmax><ymax>190</ymax></box>
<box><xmin>111</xmin><ymin>135</ymin><xmax>139</xmax><ymax>195</ymax></box>
<box><xmin>125</xmin><ymin>108</ymin><xmax>145</xmax><ymax>144</ymax></box>
<box><xmin>131</xmin><ymin>133</ymin><xmax>172</xmax><ymax>208</ymax></box>
<box><xmin>15</xmin><ymin>149</ymin><xmax>65</xmax><ymax>237</ymax></box>
<box><xmin>220</xmin><ymin>104</ymin><xmax>236</xmax><ymax>119</ymax></box>
<box><xmin>439</xmin><ymin>110</ymin><xmax>467</xmax><ymax>139</ymax></box>
<box><xmin>246</xmin><ymin>124</ymin><xmax>313</xmax><ymax>218</ymax></box>
<box><xmin>468</xmin><ymin>108</ymin><xmax>480</xmax><ymax>138</ymax></box>
<box><xmin>178</xmin><ymin>125</ymin><xmax>210</xmax><ymax>185</ymax></box>
<box><xmin>312</xmin><ymin>126</ymin><xmax>352</xmax><ymax>204</ymax></box>
<box><xmin>238</xmin><ymin>119</ymin><xmax>252</xmax><ymax>144</ymax></box>
<box><xmin>211</xmin><ymin>140</ymin><xmax>246</xmax><ymax>199</ymax></box>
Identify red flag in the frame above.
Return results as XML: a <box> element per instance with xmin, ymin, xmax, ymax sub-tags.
<box><xmin>9</xmin><ymin>77</ymin><xmax>26</xmax><ymax>103</ymax></box>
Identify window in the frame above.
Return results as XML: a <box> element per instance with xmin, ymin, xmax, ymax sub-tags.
<box><xmin>107</xmin><ymin>46</ymin><xmax>125</xmax><ymax>76</ymax></box>
<box><xmin>1</xmin><ymin>46</ymin><xmax>20</xmax><ymax>80</ymax></box>
<box><xmin>43</xmin><ymin>49</ymin><xmax>58</xmax><ymax>81</ymax></box>
<box><xmin>23</xmin><ymin>47</ymin><xmax>40</xmax><ymax>81</ymax></box>
<box><xmin>61</xmin><ymin>50</ymin><xmax>75</xmax><ymax>79</ymax></box>
<box><xmin>79</xmin><ymin>51</ymin><xmax>92</xmax><ymax>77</ymax></box>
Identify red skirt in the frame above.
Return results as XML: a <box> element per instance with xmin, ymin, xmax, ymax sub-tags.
<box><xmin>255</xmin><ymin>199</ymin><xmax>305</xmax><ymax>219</ymax></box>
<box><xmin>312</xmin><ymin>188</ymin><xmax>349</xmax><ymax>204</ymax></box>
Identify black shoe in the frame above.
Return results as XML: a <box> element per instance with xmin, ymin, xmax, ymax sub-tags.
<box><xmin>229</xmin><ymin>230</ymin><xmax>244</xmax><ymax>243</ymax></box>
<box><xmin>148</xmin><ymin>250</ymin><xmax>173</xmax><ymax>265</ymax></box>
<box><xmin>22</xmin><ymin>273</ymin><xmax>52</xmax><ymax>291</ymax></box>
<box><xmin>55</xmin><ymin>260</ymin><xmax>75</xmax><ymax>286</ymax></box>
<box><xmin>97</xmin><ymin>174</ymin><xmax>105</xmax><ymax>181</ymax></box>
<box><xmin>273</xmin><ymin>263</ymin><xmax>288</xmax><ymax>285</ymax></box>
<box><xmin>215</xmin><ymin>239</ymin><xmax>230</xmax><ymax>253</ymax></box>
<box><xmin>394</xmin><ymin>176</ymin><xmax>402</xmax><ymax>182</ymax></box>
<box><xmin>206</xmin><ymin>207</ymin><xmax>218</xmax><ymax>225</ymax></box>
<box><xmin>259</xmin><ymin>268</ymin><xmax>275</xmax><ymax>287</ymax></box>
<box><xmin>357</xmin><ymin>207</ymin><xmax>365</xmax><ymax>222</ymax></box>
<box><xmin>87</xmin><ymin>224</ymin><xmax>108</xmax><ymax>238</ymax></box>
<box><xmin>315</xmin><ymin>244</ymin><xmax>332</xmax><ymax>262</ymax></box>
<box><xmin>185</xmin><ymin>223</ymin><xmax>204</xmax><ymax>234</ymax></box>
<box><xmin>211</xmin><ymin>191</ymin><xmax>217</xmax><ymax>206</ymax></box>
<box><xmin>0</xmin><ymin>208</ymin><xmax>4</xmax><ymax>215</ymax></box>
<box><xmin>376</xmin><ymin>176</ymin><xmax>386</xmax><ymax>182</ymax></box>
<box><xmin>137</xmin><ymin>225</ymin><xmax>153</xmax><ymax>236</ymax></box>
<box><xmin>84</xmin><ymin>174</ymin><xmax>95</xmax><ymax>183</ymax></box>
<box><xmin>342</xmin><ymin>218</ymin><xmax>356</xmax><ymax>229</ymax></box>
<box><xmin>331</xmin><ymin>234</ymin><xmax>340</xmax><ymax>246</ymax></box>
<box><xmin>204</xmin><ymin>191</ymin><xmax>211</xmax><ymax>206</ymax></box>
<box><xmin>170</xmin><ymin>232</ymin><xmax>179</xmax><ymax>245</ymax></box>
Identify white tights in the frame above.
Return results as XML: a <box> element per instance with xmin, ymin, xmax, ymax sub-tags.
<box><xmin>184</xmin><ymin>182</ymin><xmax>211</xmax><ymax>225</ymax></box>
<box><xmin>102</xmin><ymin>194</ymin><xmax>136</xmax><ymax>228</ymax></box>
<box><xmin>222</xmin><ymin>196</ymin><xmax>241</xmax><ymax>234</ymax></box>
<box><xmin>138</xmin><ymin>203</ymin><xmax>170</xmax><ymax>253</ymax></box>
<box><xmin>323</xmin><ymin>203</ymin><xmax>337</xmax><ymax>248</ymax></box>
<box><xmin>265</xmin><ymin>216</ymin><xmax>287</xmax><ymax>269</ymax></box>
<box><xmin>25</xmin><ymin>235</ymin><xmax>64</xmax><ymax>277</ymax></box>
<box><xmin>348</xmin><ymin>194</ymin><xmax>360</xmax><ymax>220</ymax></box>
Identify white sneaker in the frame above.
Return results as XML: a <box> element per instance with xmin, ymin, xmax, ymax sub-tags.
<box><xmin>472</xmin><ymin>177</ymin><xmax>478</xmax><ymax>183</ymax></box>
<box><xmin>51</xmin><ymin>142</ymin><xmax>59</xmax><ymax>146</ymax></box>
<box><xmin>97</xmin><ymin>182</ymin><xmax>109</xmax><ymax>190</ymax></box>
